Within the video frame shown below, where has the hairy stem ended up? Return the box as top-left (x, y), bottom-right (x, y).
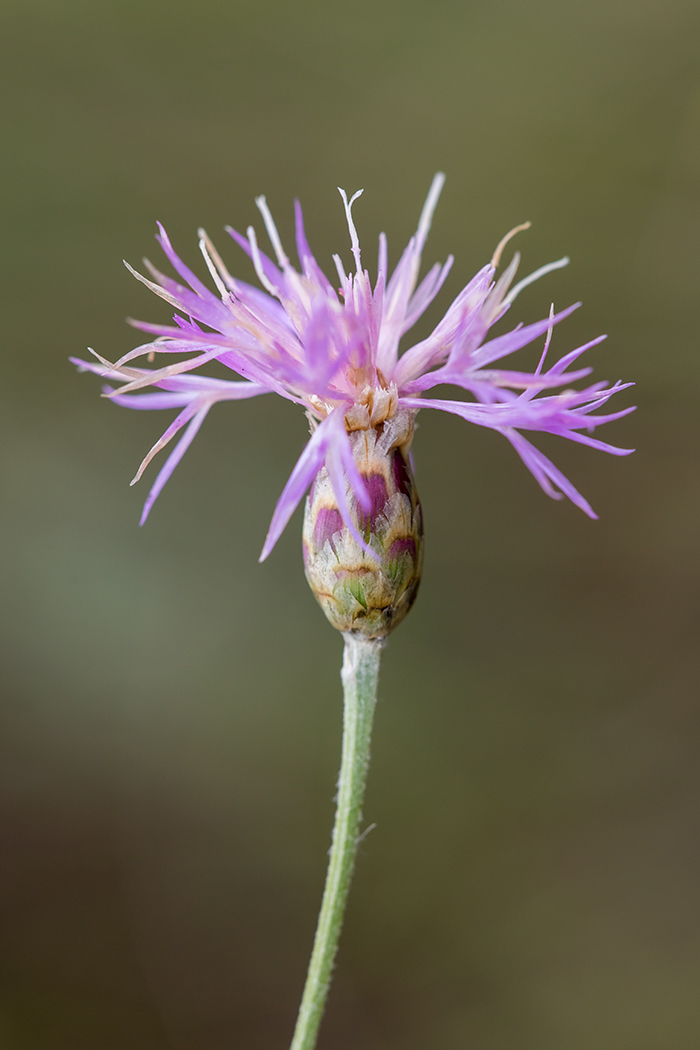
top-left (289, 633), bottom-right (383, 1050)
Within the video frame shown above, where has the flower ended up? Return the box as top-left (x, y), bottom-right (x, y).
top-left (73, 175), bottom-right (633, 632)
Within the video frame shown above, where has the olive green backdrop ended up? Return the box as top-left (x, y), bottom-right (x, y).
top-left (1, 1), bottom-right (699, 1047)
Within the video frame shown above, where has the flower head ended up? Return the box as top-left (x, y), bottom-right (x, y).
top-left (74, 175), bottom-right (634, 634)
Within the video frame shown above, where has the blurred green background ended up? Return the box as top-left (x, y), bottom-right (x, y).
top-left (1, 0), bottom-right (699, 1047)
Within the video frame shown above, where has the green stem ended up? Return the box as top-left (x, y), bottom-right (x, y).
top-left (289, 633), bottom-right (383, 1050)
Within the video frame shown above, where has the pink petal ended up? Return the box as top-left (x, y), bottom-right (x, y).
top-left (259, 409), bottom-right (341, 562)
top-left (139, 406), bottom-right (210, 524)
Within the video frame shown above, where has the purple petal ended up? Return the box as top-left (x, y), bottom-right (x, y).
top-left (127, 318), bottom-right (261, 353)
top-left (400, 393), bottom-right (634, 439)
top-left (139, 258), bottom-right (227, 326)
top-left (294, 200), bottom-right (336, 294)
top-left (109, 378), bottom-right (270, 405)
top-left (541, 336), bottom-right (607, 377)
top-left (400, 392), bottom-right (633, 518)
top-left (403, 255), bottom-right (454, 330)
top-left (505, 429), bottom-right (597, 518)
top-left (155, 223), bottom-right (216, 301)
top-left (125, 321), bottom-right (299, 393)
top-left (465, 304), bottom-right (581, 370)
top-left (325, 438), bottom-right (378, 560)
top-left (102, 347), bottom-right (230, 397)
top-left (391, 264), bottom-right (494, 387)
top-left (401, 363), bottom-right (593, 396)
top-left (139, 405), bottom-right (210, 524)
top-left (132, 400), bottom-right (204, 485)
top-left (229, 277), bottom-right (296, 330)
top-left (105, 388), bottom-right (194, 410)
top-left (259, 410), bottom-right (341, 562)
top-left (554, 428), bottom-right (635, 455)
top-left (334, 424), bottom-right (372, 514)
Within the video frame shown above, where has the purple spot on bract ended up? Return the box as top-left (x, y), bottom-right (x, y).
top-left (313, 507), bottom-right (344, 552)
top-left (388, 537), bottom-right (416, 561)
top-left (392, 451), bottom-right (413, 498)
top-left (358, 473), bottom-right (388, 529)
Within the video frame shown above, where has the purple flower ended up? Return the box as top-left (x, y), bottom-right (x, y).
top-left (73, 174), bottom-right (634, 562)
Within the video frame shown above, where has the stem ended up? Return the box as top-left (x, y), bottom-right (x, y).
top-left (289, 633), bottom-right (383, 1050)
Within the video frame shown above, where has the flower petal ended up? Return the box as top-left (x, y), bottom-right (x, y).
top-left (259, 410), bottom-right (342, 562)
top-left (504, 429), bottom-right (597, 517)
top-left (139, 405), bottom-right (211, 524)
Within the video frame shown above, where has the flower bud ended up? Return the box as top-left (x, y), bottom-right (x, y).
top-left (302, 409), bottom-right (424, 638)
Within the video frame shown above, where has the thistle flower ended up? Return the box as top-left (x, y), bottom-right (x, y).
top-left (73, 174), bottom-right (633, 637)
top-left (74, 180), bottom-right (636, 1050)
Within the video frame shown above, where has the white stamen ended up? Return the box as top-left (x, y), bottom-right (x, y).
top-left (491, 222), bottom-right (531, 268)
top-left (535, 303), bottom-right (556, 376)
top-left (501, 257), bottom-right (569, 308)
top-left (332, 252), bottom-right (348, 291)
top-left (124, 260), bottom-right (183, 311)
top-left (88, 348), bottom-right (156, 384)
top-left (130, 402), bottom-right (209, 485)
top-left (338, 187), bottom-right (364, 273)
top-left (246, 225), bottom-right (280, 298)
top-left (198, 232), bottom-right (229, 299)
top-left (131, 439), bottom-right (170, 484)
top-left (483, 251), bottom-right (521, 321)
top-left (255, 195), bottom-right (290, 269)
top-left (415, 172), bottom-right (446, 251)
top-left (113, 343), bottom-right (168, 370)
top-left (198, 228), bottom-right (236, 293)
top-left (101, 350), bottom-right (221, 397)
top-left (378, 232), bottom-right (388, 283)
top-left (88, 347), bottom-right (128, 377)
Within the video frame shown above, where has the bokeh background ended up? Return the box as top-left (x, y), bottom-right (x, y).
top-left (1, 1), bottom-right (699, 1047)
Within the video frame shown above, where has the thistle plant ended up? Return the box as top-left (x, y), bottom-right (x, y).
top-left (74, 174), bottom-right (633, 1049)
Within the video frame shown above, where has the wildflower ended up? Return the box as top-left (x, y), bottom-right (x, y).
top-left (73, 175), bottom-right (633, 636)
